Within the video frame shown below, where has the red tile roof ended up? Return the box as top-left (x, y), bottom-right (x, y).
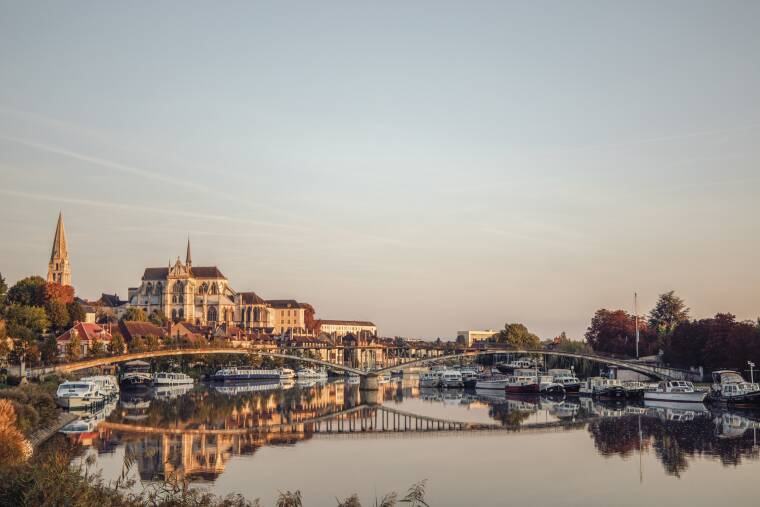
top-left (119, 321), bottom-right (167, 340)
top-left (56, 322), bottom-right (113, 343)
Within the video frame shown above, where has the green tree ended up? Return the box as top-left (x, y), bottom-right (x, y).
top-left (145, 335), bottom-right (161, 351)
top-left (89, 338), bottom-right (105, 357)
top-left (65, 335), bottom-right (82, 362)
top-left (45, 300), bottom-right (70, 334)
top-left (0, 271), bottom-right (7, 303)
top-left (648, 291), bottom-right (690, 336)
top-left (111, 333), bottom-right (126, 355)
top-left (67, 301), bottom-right (86, 324)
top-left (122, 307), bottom-right (147, 322)
top-left (148, 309), bottom-right (169, 327)
top-left (40, 335), bottom-right (59, 364)
top-left (6, 276), bottom-right (46, 307)
top-left (3, 304), bottom-right (49, 335)
top-left (494, 322), bottom-right (541, 349)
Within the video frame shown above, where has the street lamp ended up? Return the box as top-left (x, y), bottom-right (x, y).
top-left (749, 361), bottom-right (755, 384)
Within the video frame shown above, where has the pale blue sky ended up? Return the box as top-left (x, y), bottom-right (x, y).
top-left (0, 1), bottom-right (758, 339)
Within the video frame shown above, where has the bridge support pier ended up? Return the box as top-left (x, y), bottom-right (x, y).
top-left (360, 373), bottom-right (379, 391)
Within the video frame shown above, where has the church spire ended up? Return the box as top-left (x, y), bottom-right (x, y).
top-left (185, 236), bottom-right (192, 266)
top-left (47, 212), bottom-right (71, 286)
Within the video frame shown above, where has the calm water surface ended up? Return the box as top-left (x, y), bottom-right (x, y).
top-left (61, 378), bottom-right (759, 506)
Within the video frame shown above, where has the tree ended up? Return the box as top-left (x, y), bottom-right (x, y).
top-left (648, 291), bottom-right (689, 337)
top-left (41, 335), bottom-right (59, 364)
top-left (89, 338), bottom-right (105, 357)
top-left (67, 301), bottom-right (86, 324)
top-left (3, 304), bottom-right (49, 335)
top-left (65, 335), bottom-right (82, 361)
top-left (552, 332), bottom-right (593, 354)
top-left (585, 309), bottom-right (655, 357)
top-left (148, 310), bottom-right (168, 327)
top-left (45, 300), bottom-right (70, 334)
top-left (111, 333), bottom-right (126, 355)
top-left (493, 322), bottom-right (541, 349)
top-left (145, 335), bottom-right (161, 351)
top-left (43, 283), bottom-right (74, 305)
top-left (6, 276), bottom-right (46, 307)
top-left (0, 272), bottom-right (7, 304)
top-left (122, 307), bottom-right (147, 322)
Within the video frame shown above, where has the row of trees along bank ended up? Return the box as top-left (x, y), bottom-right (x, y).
top-left (585, 290), bottom-right (760, 372)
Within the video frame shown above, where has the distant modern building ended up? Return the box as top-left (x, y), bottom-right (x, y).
top-left (47, 212), bottom-right (71, 286)
top-left (316, 319), bottom-right (377, 338)
top-left (456, 330), bottom-right (498, 347)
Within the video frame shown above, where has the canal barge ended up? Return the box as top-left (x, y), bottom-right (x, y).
top-left (120, 360), bottom-right (153, 389)
top-left (210, 367), bottom-right (295, 382)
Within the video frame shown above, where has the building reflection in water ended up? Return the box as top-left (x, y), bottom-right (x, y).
top-left (63, 379), bottom-right (760, 484)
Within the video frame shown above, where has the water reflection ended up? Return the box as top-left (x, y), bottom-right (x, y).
top-left (60, 379), bottom-right (760, 493)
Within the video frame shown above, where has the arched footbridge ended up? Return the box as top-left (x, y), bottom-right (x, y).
top-left (31, 347), bottom-right (683, 380)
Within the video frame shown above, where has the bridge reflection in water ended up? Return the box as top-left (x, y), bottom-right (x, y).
top-left (66, 379), bottom-right (760, 486)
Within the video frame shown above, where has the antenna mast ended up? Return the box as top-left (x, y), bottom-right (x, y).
top-left (635, 292), bottom-right (640, 359)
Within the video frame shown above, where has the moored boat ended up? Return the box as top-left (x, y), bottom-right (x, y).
top-left (643, 380), bottom-right (707, 403)
top-left (579, 377), bottom-right (627, 399)
top-left (622, 381), bottom-right (648, 399)
top-left (538, 375), bottom-right (565, 395)
top-left (210, 367), bottom-right (296, 382)
top-left (506, 374), bottom-right (540, 394)
top-left (550, 369), bottom-right (581, 393)
top-left (711, 370), bottom-right (760, 406)
top-left (420, 371), bottom-right (441, 388)
top-left (152, 371), bottom-right (194, 386)
top-left (296, 367), bottom-right (328, 379)
top-left (120, 360), bottom-right (152, 388)
top-left (56, 380), bottom-right (106, 409)
top-left (80, 375), bottom-right (120, 398)
top-left (440, 370), bottom-right (464, 388)
top-left (475, 375), bottom-right (509, 390)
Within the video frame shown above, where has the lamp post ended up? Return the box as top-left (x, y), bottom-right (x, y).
top-left (749, 361), bottom-right (755, 384)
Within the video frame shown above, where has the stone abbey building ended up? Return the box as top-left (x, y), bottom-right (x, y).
top-left (128, 241), bottom-right (319, 335)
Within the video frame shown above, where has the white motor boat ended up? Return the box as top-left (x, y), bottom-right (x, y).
top-left (440, 370), bottom-right (464, 388)
top-left (711, 370), bottom-right (760, 406)
top-left (643, 380), bottom-right (707, 403)
top-left (420, 371), bottom-right (441, 388)
top-left (56, 381), bottom-right (106, 409)
top-left (475, 375), bottom-right (509, 390)
top-left (152, 372), bottom-right (194, 386)
top-left (538, 375), bottom-right (565, 395)
top-left (279, 368), bottom-right (296, 380)
top-left (80, 375), bottom-right (120, 398)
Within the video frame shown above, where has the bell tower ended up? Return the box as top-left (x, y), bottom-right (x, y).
top-left (47, 212), bottom-right (71, 286)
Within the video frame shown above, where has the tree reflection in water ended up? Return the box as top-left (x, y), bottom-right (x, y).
top-left (587, 410), bottom-right (760, 477)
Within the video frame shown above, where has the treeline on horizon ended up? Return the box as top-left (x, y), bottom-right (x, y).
top-left (584, 291), bottom-right (760, 372)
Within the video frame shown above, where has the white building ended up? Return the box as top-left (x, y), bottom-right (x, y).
top-left (456, 330), bottom-right (498, 347)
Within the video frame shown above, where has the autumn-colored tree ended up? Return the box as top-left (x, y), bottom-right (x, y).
top-left (585, 309), bottom-right (655, 357)
top-left (43, 282), bottom-right (74, 305)
top-left (122, 307), bottom-right (147, 322)
top-left (145, 335), bottom-right (161, 351)
top-left (0, 272), bottom-right (7, 304)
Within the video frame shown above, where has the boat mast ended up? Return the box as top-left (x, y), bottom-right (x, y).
top-left (634, 292), bottom-right (640, 359)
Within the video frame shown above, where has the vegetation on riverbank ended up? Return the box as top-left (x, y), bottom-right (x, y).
top-left (0, 435), bottom-right (429, 507)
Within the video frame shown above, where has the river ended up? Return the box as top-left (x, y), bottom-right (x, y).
top-left (57, 378), bottom-right (759, 506)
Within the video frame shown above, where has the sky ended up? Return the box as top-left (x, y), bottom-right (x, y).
top-left (0, 1), bottom-right (759, 340)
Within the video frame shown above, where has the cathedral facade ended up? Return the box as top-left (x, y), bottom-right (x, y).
top-left (128, 241), bottom-right (309, 334)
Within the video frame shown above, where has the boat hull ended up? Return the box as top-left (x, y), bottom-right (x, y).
top-left (475, 380), bottom-right (508, 390)
top-left (643, 391), bottom-right (707, 403)
top-left (56, 395), bottom-right (105, 409)
top-left (506, 383), bottom-right (539, 394)
top-left (714, 390), bottom-right (760, 406)
top-left (441, 380), bottom-right (464, 388)
top-left (597, 387), bottom-right (627, 399)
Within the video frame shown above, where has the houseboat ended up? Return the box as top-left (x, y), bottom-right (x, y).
top-left (296, 368), bottom-right (328, 379)
top-left (210, 367), bottom-right (295, 382)
top-left (55, 380), bottom-right (106, 409)
top-left (711, 370), bottom-right (760, 406)
top-left (538, 375), bottom-right (565, 395)
top-left (152, 372), bottom-right (194, 386)
top-left (496, 358), bottom-right (536, 374)
top-left (120, 360), bottom-right (152, 388)
top-left (643, 380), bottom-right (707, 403)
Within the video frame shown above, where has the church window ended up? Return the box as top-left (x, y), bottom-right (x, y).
top-left (208, 307), bottom-right (217, 322)
top-left (210, 284), bottom-right (218, 295)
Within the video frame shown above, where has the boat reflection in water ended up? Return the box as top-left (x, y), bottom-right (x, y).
top-left (63, 376), bottom-right (760, 499)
